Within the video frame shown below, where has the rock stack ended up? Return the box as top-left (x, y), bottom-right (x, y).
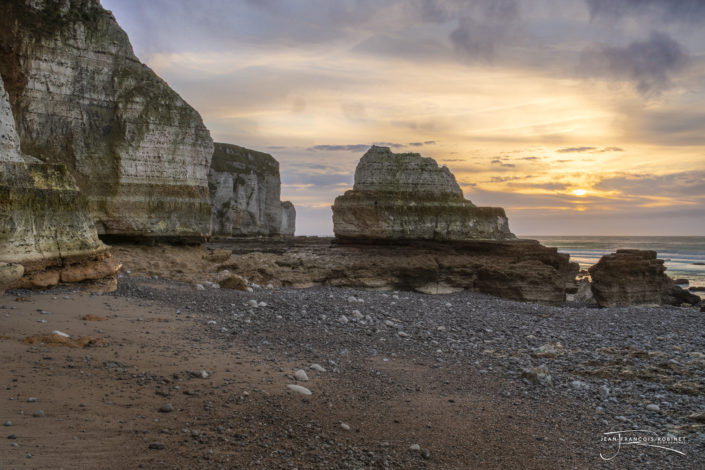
top-left (209, 143), bottom-right (295, 237)
top-left (589, 250), bottom-right (701, 307)
top-left (332, 146), bottom-right (514, 241)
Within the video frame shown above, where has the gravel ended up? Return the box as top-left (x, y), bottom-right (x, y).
top-left (106, 276), bottom-right (705, 469)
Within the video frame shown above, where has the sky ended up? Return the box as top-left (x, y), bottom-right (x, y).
top-left (102, 0), bottom-right (705, 236)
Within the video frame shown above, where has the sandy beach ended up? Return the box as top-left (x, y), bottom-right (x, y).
top-left (2, 253), bottom-right (703, 469)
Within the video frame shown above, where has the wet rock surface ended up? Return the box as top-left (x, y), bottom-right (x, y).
top-left (211, 237), bottom-right (578, 305)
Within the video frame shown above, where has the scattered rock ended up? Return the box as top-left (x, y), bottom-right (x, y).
top-left (218, 275), bottom-right (248, 291)
top-left (32, 410), bottom-right (45, 418)
top-left (294, 369), bottom-right (309, 381)
top-left (286, 384), bottom-right (312, 396)
top-left (409, 443), bottom-right (421, 451)
top-left (340, 422), bottom-right (351, 431)
top-left (148, 442), bottom-right (166, 450)
top-left (521, 366), bottom-right (553, 386)
top-left (646, 404), bottom-right (660, 412)
top-left (310, 364), bottom-right (326, 372)
top-left (159, 403), bottom-right (175, 413)
top-left (247, 299), bottom-right (259, 308)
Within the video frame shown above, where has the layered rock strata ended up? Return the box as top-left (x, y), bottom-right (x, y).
top-left (0, 0), bottom-right (213, 240)
top-left (209, 143), bottom-right (295, 237)
top-left (0, 73), bottom-right (117, 292)
top-left (589, 250), bottom-right (700, 307)
top-left (332, 146), bottom-right (514, 241)
top-left (215, 238), bottom-right (579, 305)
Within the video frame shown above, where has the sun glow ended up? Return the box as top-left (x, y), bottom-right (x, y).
top-left (572, 189), bottom-right (588, 196)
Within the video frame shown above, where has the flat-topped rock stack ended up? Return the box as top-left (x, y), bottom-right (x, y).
top-left (332, 146), bottom-right (515, 241)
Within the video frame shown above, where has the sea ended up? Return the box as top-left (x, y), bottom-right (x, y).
top-left (530, 236), bottom-right (705, 289)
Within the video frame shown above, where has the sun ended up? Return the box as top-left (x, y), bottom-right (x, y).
top-left (572, 189), bottom-right (588, 196)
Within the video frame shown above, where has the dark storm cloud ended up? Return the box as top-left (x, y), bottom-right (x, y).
top-left (449, 0), bottom-right (521, 61)
top-left (586, 0), bottom-right (705, 23)
top-left (579, 32), bottom-right (690, 95)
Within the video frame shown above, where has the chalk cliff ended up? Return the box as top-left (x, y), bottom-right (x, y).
top-left (209, 143), bottom-right (295, 237)
top-left (332, 146), bottom-right (514, 241)
top-left (0, 0), bottom-right (213, 240)
top-left (1, 72), bottom-right (115, 293)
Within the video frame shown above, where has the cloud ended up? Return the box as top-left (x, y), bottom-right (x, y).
top-left (557, 146), bottom-right (596, 153)
top-left (491, 159), bottom-right (516, 168)
top-left (449, 0), bottom-right (522, 62)
top-left (308, 144), bottom-right (370, 152)
top-left (594, 146), bottom-right (624, 153)
top-left (586, 0), bottom-right (705, 23)
top-left (594, 171), bottom-right (705, 198)
top-left (579, 32), bottom-right (690, 95)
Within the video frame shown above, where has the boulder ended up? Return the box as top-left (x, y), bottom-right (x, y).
top-left (332, 146), bottom-right (515, 241)
top-left (209, 143), bottom-right (295, 237)
top-left (0, 0), bottom-right (213, 240)
top-left (588, 249), bottom-right (689, 307)
top-left (0, 262), bottom-right (23, 294)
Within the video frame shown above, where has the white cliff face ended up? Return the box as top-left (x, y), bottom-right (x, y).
top-left (0, 72), bottom-right (106, 272)
top-left (332, 146), bottom-right (515, 241)
top-left (209, 143), bottom-right (295, 237)
top-left (0, 0), bottom-right (213, 239)
top-left (0, 77), bottom-right (23, 163)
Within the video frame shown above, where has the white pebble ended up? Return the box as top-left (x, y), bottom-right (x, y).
top-left (52, 330), bottom-right (70, 338)
top-left (195, 284), bottom-right (205, 291)
top-left (398, 331), bottom-right (409, 338)
top-left (340, 422), bottom-right (351, 431)
top-left (287, 384), bottom-right (312, 396)
top-left (258, 301), bottom-right (267, 307)
top-left (646, 404), bottom-right (660, 412)
top-left (247, 300), bottom-right (259, 308)
top-left (351, 310), bottom-right (363, 320)
top-left (310, 364), bottom-right (326, 372)
top-left (338, 315), bottom-right (349, 324)
top-left (409, 443), bottom-right (421, 451)
top-left (294, 369), bottom-right (309, 381)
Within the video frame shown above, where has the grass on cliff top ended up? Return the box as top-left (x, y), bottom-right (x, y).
top-left (211, 143), bottom-right (279, 175)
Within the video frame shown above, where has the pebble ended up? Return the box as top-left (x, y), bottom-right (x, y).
top-left (340, 422), bottom-right (351, 431)
top-left (33, 410), bottom-right (45, 418)
top-left (646, 404), bottom-right (660, 412)
top-left (159, 403), bottom-right (175, 413)
top-left (421, 448), bottom-right (431, 459)
top-left (148, 441), bottom-right (166, 450)
top-left (310, 363), bottom-right (326, 372)
top-left (294, 369), bottom-right (309, 381)
top-left (351, 310), bottom-right (363, 320)
top-left (8, 434), bottom-right (17, 439)
top-left (286, 384), bottom-right (312, 396)
top-left (52, 330), bottom-right (70, 338)
top-left (258, 301), bottom-right (267, 307)
top-left (398, 331), bottom-right (409, 338)
top-left (4, 421), bottom-right (12, 427)
top-left (338, 315), bottom-right (349, 324)
top-left (247, 300), bottom-right (259, 308)
top-left (199, 370), bottom-right (209, 379)
top-left (27, 397), bottom-right (37, 402)
top-left (195, 284), bottom-right (205, 291)
top-left (409, 443), bottom-right (421, 451)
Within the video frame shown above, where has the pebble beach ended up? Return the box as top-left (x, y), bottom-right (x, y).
top-left (2, 271), bottom-right (703, 469)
